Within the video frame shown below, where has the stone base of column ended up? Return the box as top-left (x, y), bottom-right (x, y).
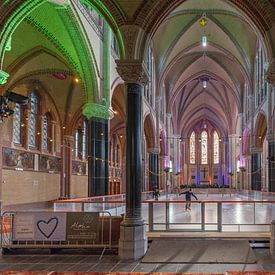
top-left (270, 238), bottom-right (275, 256)
top-left (119, 223), bottom-right (148, 260)
top-left (271, 221), bottom-right (275, 256)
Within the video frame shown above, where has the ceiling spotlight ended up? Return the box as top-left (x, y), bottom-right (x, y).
top-left (74, 77), bottom-right (80, 83)
top-left (200, 77), bottom-right (209, 89)
top-left (201, 35), bottom-right (207, 47)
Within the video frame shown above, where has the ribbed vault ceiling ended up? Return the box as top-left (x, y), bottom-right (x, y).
top-left (153, 0), bottom-right (260, 137)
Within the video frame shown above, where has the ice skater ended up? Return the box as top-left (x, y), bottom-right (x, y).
top-left (179, 188), bottom-right (198, 210)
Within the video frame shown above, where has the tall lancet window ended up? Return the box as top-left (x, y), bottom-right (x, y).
top-left (82, 120), bottom-right (87, 160)
top-left (190, 131), bottom-right (196, 164)
top-left (13, 103), bottom-right (23, 144)
top-left (43, 115), bottom-right (49, 151)
top-left (213, 131), bottom-right (219, 164)
top-left (201, 131), bottom-right (208, 164)
top-left (29, 91), bottom-right (39, 148)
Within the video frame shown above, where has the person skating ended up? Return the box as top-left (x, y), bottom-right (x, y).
top-left (179, 188), bottom-right (198, 210)
top-left (152, 187), bottom-right (160, 200)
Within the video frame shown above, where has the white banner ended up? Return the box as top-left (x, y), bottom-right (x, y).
top-left (13, 212), bottom-right (66, 241)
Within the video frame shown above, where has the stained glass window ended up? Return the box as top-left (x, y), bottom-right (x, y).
top-left (13, 103), bottom-right (22, 144)
top-left (190, 131), bottom-right (196, 164)
top-left (213, 131), bottom-right (219, 164)
top-left (75, 130), bottom-right (79, 159)
top-left (29, 92), bottom-right (39, 147)
top-left (43, 115), bottom-right (49, 151)
top-left (201, 131), bottom-right (208, 164)
top-left (82, 120), bottom-right (87, 160)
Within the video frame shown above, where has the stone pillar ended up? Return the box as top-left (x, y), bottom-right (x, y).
top-left (87, 117), bottom-right (109, 196)
top-left (172, 134), bottom-right (181, 189)
top-left (268, 139), bottom-right (275, 192)
top-left (182, 140), bottom-right (188, 185)
top-left (266, 60), bottom-right (275, 191)
top-left (148, 148), bottom-right (159, 190)
top-left (270, 220), bottom-right (275, 256)
top-left (61, 135), bottom-right (74, 198)
top-left (228, 134), bottom-right (237, 188)
top-left (83, 103), bottom-right (112, 197)
top-left (0, 123), bottom-right (3, 204)
top-left (166, 114), bottom-right (172, 160)
top-left (251, 148), bottom-right (262, 190)
top-left (116, 59), bottom-right (148, 260)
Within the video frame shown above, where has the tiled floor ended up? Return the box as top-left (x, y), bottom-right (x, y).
top-left (0, 248), bottom-right (274, 273)
top-left (1, 191), bottom-right (275, 273)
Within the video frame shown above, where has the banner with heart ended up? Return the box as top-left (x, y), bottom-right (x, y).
top-left (13, 212), bottom-right (66, 241)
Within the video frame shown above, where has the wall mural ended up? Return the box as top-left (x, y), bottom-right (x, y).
top-left (72, 160), bottom-right (87, 175)
top-left (39, 155), bottom-right (61, 172)
top-left (3, 148), bottom-right (34, 170)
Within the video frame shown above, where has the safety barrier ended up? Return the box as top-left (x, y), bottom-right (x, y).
top-left (0, 210), bottom-right (122, 255)
top-left (145, 200), bottom-right (275, 233)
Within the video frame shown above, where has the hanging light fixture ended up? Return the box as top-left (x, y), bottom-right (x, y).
top-left (201, 35), bottom-right (207, 47)
top-left (199, 14), bottom-right (208, 48)
top-left (200, 76), bottom-right (209, 89)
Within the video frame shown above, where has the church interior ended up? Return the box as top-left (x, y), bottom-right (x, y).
top-left (0, 0), bottom-right (275, 273)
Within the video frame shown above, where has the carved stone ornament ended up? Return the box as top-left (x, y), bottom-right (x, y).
top-left (266, 58), bottom-right (275, 86)
top-left (119, 25), bottom-right (140, 60)
top-left (116, 59), bottom-right (149, 85)
top-left (82, 102), bottom-right (112, 120)
top-left (0, 70), bottom-right (10, 85)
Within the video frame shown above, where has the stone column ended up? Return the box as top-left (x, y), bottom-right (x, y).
top-left (83, 103), bottom-right (112, 197)
top-left (228, 134), bottom-right (237, 188)
top-left (251, 148), bottom-right (262, 190)
top-left (87, 117), bottom-right (109, 196)
top-left (116, 59), bottom-right (148, 260)
top-left (266, 64), bottom-right (275, 192)
top-left (172, 134), bottom-right (181, 189)
top-left (182, 140), bottom-right (188, 185)
top-left (61, 135), bottom-right (74, 198)
top-left (148, 148), bottom-right (160, 190)
top-left (0, 123), bottom-right (3, 204)
top-left (268, 138), bottom-right (275, 192)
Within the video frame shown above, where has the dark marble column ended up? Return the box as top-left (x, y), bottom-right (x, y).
top-left (268, 140), bottom-right (275, 192)
top-left (148, 150), bottom-right (159, 190)
top-left (88, 117), bottom-right (109, 196)
top-left (251, 151), bottom-right (261, 190)
top-left (116, 59), bottom-right (148, 259)
top-left (124, 82), bottom-right (143, 224)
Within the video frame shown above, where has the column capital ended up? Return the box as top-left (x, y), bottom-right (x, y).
top-left (267, 128), bottom-right (275, 142)
top-left (250, 146), bottom-right (262, 154)
top-left (173, 134), bottom-right (181, 139)
top-left (266, 58), bottom-right (275, 86)
top-left (115, 59), bottom-right (149, 85)
top-left (63, 135), bottom-right (74, 147)
top-left (0, 70), bottom-right (9, 85)
top-left (148, 148), bottom-right (160, 154)
top-left (83, 103), bottom-right (113, 120)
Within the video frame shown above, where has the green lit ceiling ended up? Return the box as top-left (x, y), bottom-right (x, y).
top-left (3, 1), bottom-right (98, 103)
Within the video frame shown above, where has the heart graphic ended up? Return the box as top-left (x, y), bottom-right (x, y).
top-left (37, 217), bottom-right (58, 239)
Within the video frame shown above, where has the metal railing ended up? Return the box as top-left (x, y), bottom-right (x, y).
top-left (0, 210), bottom-right (117, 253)
top-left (145, 200), bottom-right (275, 233)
